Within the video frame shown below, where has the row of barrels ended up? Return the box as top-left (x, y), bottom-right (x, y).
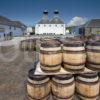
top-left (40, 39), bottom-right (100, 72)
top-left (27, 69), bottom-right (100, 100)
top-left (20, 39), bottom-right (36, 51)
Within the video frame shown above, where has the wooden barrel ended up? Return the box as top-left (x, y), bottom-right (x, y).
top-left (63, 40), bottom-right (86, 72)
top-left (76, 72), bottom-right (99, 100)
top-left (52, 74), bottom-right (75, 100)
top-left (27, 69), bottom-right (51, 100)
top-left (27, 39), bottom-right (35, 51)
top-left (20, 40), bottom-right (28, 51)
top-left (40, 39), bottom-right (62, 72)
top-left (86, 40), bottom-right (100, 70)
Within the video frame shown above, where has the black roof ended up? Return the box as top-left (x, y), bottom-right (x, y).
top-left (0, 16), bottom-right (26, 28)
top-left (84, 19), bottom-right (100, 28)
top-left (38, 19), bottom-right (50, 24)
top-left (50, 17), bottom-right (64, 24)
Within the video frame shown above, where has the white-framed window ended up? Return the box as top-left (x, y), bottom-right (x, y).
top-left (9, 26), bottom-right (11, 29)
top-left (14, 26), bottom-right (16, 30)
top-left (44, 24), bottom-right (46, 27)
top-left (61, 25), bottom-right (63, 27)
top-left (55, 24), bottom-right (57, 27)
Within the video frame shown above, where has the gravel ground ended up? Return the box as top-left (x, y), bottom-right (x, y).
top-left (0, 46), bottom-right (34, 100)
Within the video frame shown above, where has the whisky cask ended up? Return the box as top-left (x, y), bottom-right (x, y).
top-left (63, 40), bottom-right (86, 72)
top-left (27, 39), bottom-right (35, 51)
top-left (40, 39), bottom-right (62, 72)
top-left (52, 74), bottom-right (75, 100)
top-left (20, 40), bottom-right (28, 51)
top-left (86, 40), bottom-right (100, 70)
top-left (27, 69), bottom-right (51, 100)
top-left (76, 72), bottom-right (99, 100)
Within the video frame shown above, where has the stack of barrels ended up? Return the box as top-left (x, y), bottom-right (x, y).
top-left (20, 39), bottom-right (36, 51)
top-left (39, 39), bottom-right (86, 73)
top-left (27, 68), bottom-right (100, 100)
top-left (39, 37), bottom-right (100, 72)
top-left (26, 36), bottom-right (100, 100)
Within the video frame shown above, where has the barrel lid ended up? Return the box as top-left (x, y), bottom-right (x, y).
top-left (64, 42), bottom-right (84, 47)
top-left (63, 40), bottom-right (84, 47)
top-left (27, 39), bottom-right (34, 42)
top-left (28, 69), bottom-right (48, 80)
top-left (78, 72), bottom-right (98, 78)
top-left (53, 74), bottom-right (73, 80)
top-left (21, 40), bottom-right (27, 42)
top-left (86, 40), bottom-right (100, 46)
top-left (41, 39), bottom-right (61, 48)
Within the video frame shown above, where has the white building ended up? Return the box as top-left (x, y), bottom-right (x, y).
top-left (35, 10), bottom-right (65, 35)
top-left (0, 16), bottom-right (27, 38)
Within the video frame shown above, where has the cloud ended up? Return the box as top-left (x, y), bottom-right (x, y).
top-left (67, 16), bottom-right (87, 27)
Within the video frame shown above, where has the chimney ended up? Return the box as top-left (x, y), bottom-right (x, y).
top-left (43, 10), bottom-right (49, 20)
top-left (54, 10), bottom-right (59, 18)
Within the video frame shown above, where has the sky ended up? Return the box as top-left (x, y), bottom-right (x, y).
top-left (0, 0), bottom-right (100, 26)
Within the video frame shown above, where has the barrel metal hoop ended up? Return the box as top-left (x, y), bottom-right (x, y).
top-left (27, 92), bottom-right (50, 100)
top-left (41, 44), bottom-right (61, 48)
top-left (27, 80), bottom-right (50, 86)
top-left (41, 67), bottom-right (60, 73)
top-left (41, 63), bottom-right (61, 67)
top-left (63, 50), bottom-right (85, 53)
top-left (63, 62), bottom-right (85, 66)
top-left (76, 92), bottom-right (99, 99)
top-left (52, 79), bottom-right (74, 86)
top-left (86, 66), bottom-right (100, 71)
top-left (78, 73), bottom-right (98, 78)
top-left (52, 93), bottom-right (73, 99)
top-left (63, 66), bottom-right (84, 72)
top-left (53, 75), bottom-right (73, 80)
top-left (28, 76), bottom-right (48, 81)
top-left (86, 49), bottom-right (100, 53)
top-left (86, 42), bottom-right (100, 46)
top-left (40, 50), bottom-right (62, 54)
top-left (76, 79), bottom-right (99, 85)
top-left (87, 61), bottom-right (100, 65)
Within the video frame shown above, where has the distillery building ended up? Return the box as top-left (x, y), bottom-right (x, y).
top-left (35, 10), bottom-right (65, 35)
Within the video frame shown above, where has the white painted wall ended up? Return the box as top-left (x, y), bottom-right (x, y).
top-left (0, 24), bottom-right (26, 37)
top-left (35, 24), bottom-right (65, 35)
top-left (27, 27), bottom-right (33, 33)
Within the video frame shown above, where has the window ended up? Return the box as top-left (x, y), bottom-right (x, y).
top-left (49, 25), bottom-right (51, 27)
top-left (44, 24), bottom-right (46, 27)
top-left (14, 26), bottom-right (16, 30)
top-left (9, 26), bottom-right (11, 29)
top-left (55, 25), bottom-right (57, 27)
top-left (38, 25), bottom-right (40, 27)
top-left (61, 25), bottom-right (63, 27)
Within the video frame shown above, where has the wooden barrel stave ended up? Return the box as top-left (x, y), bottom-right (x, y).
top-left (52, 75), bottom-right (75, 100)
top-left (27, 39), bottom-right (35, 51)
top-left (63, 40), bottom-right (86, 71)
top-left (86, 40), bottom-right (100, 70)
top-left (27, 69), bottom-right (51, 100)
top-left (40, 39), bottom-right (62, 72)
top-left (20, 40), bottom-right (28, 51)
top-left (76, 73), bottom-right (99, 100)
